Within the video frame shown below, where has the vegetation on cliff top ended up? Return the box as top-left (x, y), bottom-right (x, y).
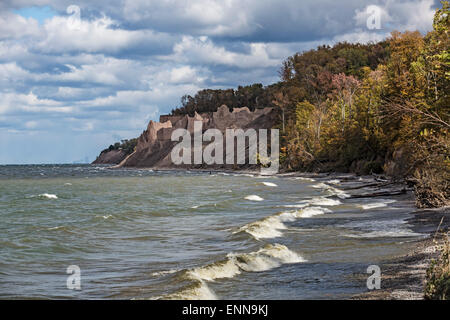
top-left (101, 138), bottom-right (138, 156)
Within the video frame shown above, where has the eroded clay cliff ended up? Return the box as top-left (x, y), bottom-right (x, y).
top-left (94, 105), bottom-right (277, 168)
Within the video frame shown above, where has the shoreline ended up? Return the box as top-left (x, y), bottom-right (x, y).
top-left (352, 207), bottom-right (450, 300)
top-left (106, 164), bottom-right (449, 299)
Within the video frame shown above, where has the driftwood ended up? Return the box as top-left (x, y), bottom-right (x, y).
top-left (347, 189), bottom-right (407, 199)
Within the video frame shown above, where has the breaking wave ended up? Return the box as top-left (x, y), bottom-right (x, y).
top-left (296, 196), bottom-right (342, 207)
top-left (157, 243), bottom-right (304, 300)
top-left (312, 183), bottom-right (350, 199)
top-left (187, 244), bottom-right (304, 281)
top-left (160, 280), bottom-right (218, 300)
top-left (236, 207), bottom-right (331, 240)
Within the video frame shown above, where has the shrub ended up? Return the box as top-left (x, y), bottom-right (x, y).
top-left (425, 232), bottom-right (450, 300)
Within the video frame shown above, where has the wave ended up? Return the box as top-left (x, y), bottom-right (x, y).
top-left (283, 204), bottom-right (309, 208)
top-left (188, 244), bottom-right (304, 281)
top-left (293, 177), bottom-right (316, 182)
top-left (245, 195), bottom-right (264, 201)
top-left (345, 230), bottom-right (423, 238)
top-left (158, 244), bottom-right (304, 300)
top-left (312, 183), bottom-right (350, 199)
top-left (151, 269), bottom-right (180, 277)
top-left (38, 193), bottom-right (58, 199)
top-left (262, 182), bottom-right (278, 187)
top-left (359, 199), bottom-right (397, 210)
top-left (237, 215), bottom-right (288, 239)
top-left (227, 243), bottom-right (305, 272)
top-left (188, 258), bottom-right (242, 281)
top-left (41, 225), bottom-right (74, 234)
top-left (340, 217), bottom-right (422, 239)
top-left (46, 226), bottom-right (65, 230)
top-left (236, 207), bottom-right (331, 240)
top-left (298, 206), bottom-right (332, 217)
top-left (160, 280), bottom-right (218, 300)
top-left (296, 196), bottom-right (342, 207)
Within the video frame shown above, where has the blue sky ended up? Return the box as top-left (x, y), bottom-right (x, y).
top-left (0, 0), bottom-right (439, 164)
top-left (13, 6), bottom-right (57, 24)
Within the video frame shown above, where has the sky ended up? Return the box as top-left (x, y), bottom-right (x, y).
top-left (0, 0), bottom-right (439, 164)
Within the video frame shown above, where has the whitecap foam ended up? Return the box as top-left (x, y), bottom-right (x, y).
top-left (154, 244), bottom-right (304, 300)
top-left (39, 193), bottom-right (58, 199)
top-left (340, 217), bottom-right (422, 239)
top-left (245, 195), bottom-right (264, 201)
top-left (237, 215), bottom-right (288, 240)
top-left (312, 183), bottom-right (350, 199)
top-left (359, 199), bottom-right (397, 210)
top-left (237, 207), bottom-right (330, 240)
top-left (187, 245), bottom-right (305, 279)
top-left (297, 206), bottom-right (331, 218)
top-left (296, 197), bottom-right (342, 207)
top-left (327, 179), bottom-right (341, 185)
top-left (47, 226), bottom-right (64, 230)
top-left (151, 269), bottom-right (180, 277)
top-left (262, 182), bottom-right (278, 187)
top-left (227, 243), bottom-right (305, 272)
top-left (293, 177), bottom-right (316, 182)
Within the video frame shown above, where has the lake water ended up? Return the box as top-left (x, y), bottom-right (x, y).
top-left (0, 165), bottom-right (424, 299)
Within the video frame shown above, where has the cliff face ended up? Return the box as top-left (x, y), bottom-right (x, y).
top-left (92, 149), bottom-right (128, 164)
top-left (107, 105), bottom-right (276, 168)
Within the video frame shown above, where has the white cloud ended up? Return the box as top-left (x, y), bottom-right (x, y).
top-left (0, 92), bottom-right (71, 115)
top-left (0, 11), bottom-right (42, 40)
top-left (37, 15), bottom-right (174, 54)
top-left (168, 36), bottom-right (280, 68)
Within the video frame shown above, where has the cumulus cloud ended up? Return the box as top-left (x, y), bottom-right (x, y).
top-left (167, 36), bottom-right (279, 68)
